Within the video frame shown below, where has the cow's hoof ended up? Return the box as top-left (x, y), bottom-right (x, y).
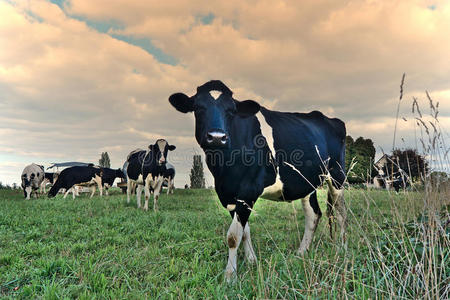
top-left (143, 207), bottom-right (148, 211)
top-left (225, 270), bottom-right (237, 283)
top-left (296, 247), bottom-right (307, 256)
top-left (246, 253), bottom-right (257, 264)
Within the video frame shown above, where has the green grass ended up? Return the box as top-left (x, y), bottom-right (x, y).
top-left (0, 187), bottom-right (448, 299)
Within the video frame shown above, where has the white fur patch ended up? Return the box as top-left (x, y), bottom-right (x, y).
top-left (255, 112), bottom-right (284, 200)
top-left (226, 204), bottom-right (236, 211)
top-left (209, 90), bottom-right (222, 100)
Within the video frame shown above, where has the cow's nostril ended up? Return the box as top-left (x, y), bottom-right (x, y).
top-left (207, 133), bottom-right (214, 143)
top-left (221, 135), bottom-right (227, 144)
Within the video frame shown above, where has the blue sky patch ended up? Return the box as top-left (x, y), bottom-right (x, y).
top-left (111, 34), bottom-right (178, 66)
top-left (198, 13), bottom-right (215, 25)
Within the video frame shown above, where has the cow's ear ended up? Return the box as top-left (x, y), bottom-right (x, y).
top-left (148, 144), bottom-right (155, 151)
top-left (169, 93), bottom-right (194, 113)
top-left (236, 100), bottom-right (260, 117)
top-left (168, 145), bottom-right (176, 151)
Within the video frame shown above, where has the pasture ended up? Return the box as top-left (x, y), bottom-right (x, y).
top-left (0, 187), bottom-right (448, 299)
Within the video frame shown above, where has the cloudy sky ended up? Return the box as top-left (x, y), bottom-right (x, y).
top-left (1, 0), bottom-right (449, 186)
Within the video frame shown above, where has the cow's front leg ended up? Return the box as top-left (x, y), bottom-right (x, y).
top-left (63, 187), bottom-right (71, 199)
top-left (143, 184), bottom-right (151, 211)
top-left (152, 176), bottom-right (164, 211)
top-left (126, 177), bottom-right (131, 203)
top-left (225, 213), bottom-right (244, 281)
top-left (243, 222), bottom-right (257, 263)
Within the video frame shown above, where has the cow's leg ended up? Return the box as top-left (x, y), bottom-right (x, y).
top-left (298, 190), bottom-right (322, 255)
top-left (126, 177), bottom-right (131, 203)
top-left (136, 184), bottom-right (143, 209)
top-left (63, 188), bottom-right (71, 199)
top-left (166, 177), bottom-right (170, 195)
top-left (242, 222), bottom-right (257, 263)
top-left (225, 213), bottom-right (244, 281)
top-left (90, 185), bottom-right (96, 198)
top-left (105, 184), bottom-right (109, 196)
top-left (93, 175), bottom-right (102, 197)
top-left (170, 178), bottom-right (174, 194)
top-left (143, 183), bottom-right (151, 211)
top-left (152, 176), bottom-right (164, 211)
top-left (325, 177), bottom-right (347, 246)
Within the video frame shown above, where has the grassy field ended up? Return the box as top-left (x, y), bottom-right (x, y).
top-left (0, 187), bottom-right (448, 299)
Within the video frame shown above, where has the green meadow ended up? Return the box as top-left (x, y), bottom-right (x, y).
top-left (0, 187), bottom-right (448, 299)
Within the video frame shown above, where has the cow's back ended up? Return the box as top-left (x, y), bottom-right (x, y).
top-left (260, 107), bottom-right (346, 200)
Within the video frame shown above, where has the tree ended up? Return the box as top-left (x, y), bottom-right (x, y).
top-left (99, 152), bottom-right (111, 168)
top-left (190, 154), bottom-right (205, 189)
top-left (386, 149), bottom-right (428, 181)
top-left (345, 135), bottom-right (376, 183)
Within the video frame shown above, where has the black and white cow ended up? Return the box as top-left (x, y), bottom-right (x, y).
top-left (48, 165), bottom-right (103, 198)
top-left (126, 139), bottom-right (176, 211)
top-left (90, 168), bottom-right (124, 196)
top-left (169, 80), bottom-right (347, 280)
top-left (162, 162), bottom-right (175, 195)
top-left (21, 163), bottom-right (45, 199)
top-left (40, 172), bottom-right (59, 194)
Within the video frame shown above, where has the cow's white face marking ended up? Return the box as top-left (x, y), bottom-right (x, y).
top-left (157, 140), bottom-right (167, 164)
top-left (209, 90), bottom-right (222, 100)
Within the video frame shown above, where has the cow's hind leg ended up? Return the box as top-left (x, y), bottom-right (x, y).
top-left (298, 190), bottom-right (322, 255)
top-left (225, 213), bottom-right (244, 281)
top-left (325, 177), bottom-right (346, 246)
top-left (136, 185), bottom-right (144, 209)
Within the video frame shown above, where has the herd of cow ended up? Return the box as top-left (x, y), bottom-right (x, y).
top-left (19, 80), bottom-right (348, 281)
top-left (20, 139), bottom-right (177, 210)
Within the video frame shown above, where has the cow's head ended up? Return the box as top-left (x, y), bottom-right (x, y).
top-left (169, 80), bottom-right (260, 149)
top-left (149, 139), bottom-right (176, 165)
top-left (21, 173), bottom-right (34, 199)
top-left (115, 168), bottom-right (125, 179)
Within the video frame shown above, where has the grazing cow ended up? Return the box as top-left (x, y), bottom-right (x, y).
top-left (126, 139), bottom-right (176, 211)
top-left (169, 80), bottom-right (347, 280)
top-left (21, 164), bottom-right (45, 199)
top-left (162, 162), bottom-right (176, 195)
top-left (89, 168), bottom-right (125, 196)
top-left (40, 172), bottom-right (59, 194)
top-left (48, 165), bottom-right (103, 198)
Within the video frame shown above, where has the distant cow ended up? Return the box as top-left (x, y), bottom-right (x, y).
top-left (21, 163), bottom-right (45, 199)
top-left (48, 165), bottom-right (103, 198)
top-left (126, 139), bottom-right (176, 211)
top-left (40, 172), bottom-right (59, 194)
top-left (162, 162), bottom-right (175, 195)
top-left (90, 168), bottom-right (125, 196)
top-left (169, 80), bottom-right (347, 280)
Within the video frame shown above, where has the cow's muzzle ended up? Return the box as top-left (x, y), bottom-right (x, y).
top-left (205, 130), bottom-right (228, 147)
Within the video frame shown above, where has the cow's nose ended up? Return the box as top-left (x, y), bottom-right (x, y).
top-left (206, 131), bottom-right (228, 145)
